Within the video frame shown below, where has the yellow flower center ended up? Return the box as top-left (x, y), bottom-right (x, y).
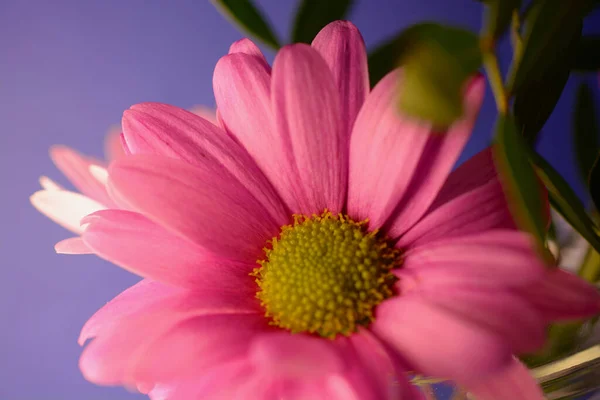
top-left (252, 211), bottom-right (401, 338)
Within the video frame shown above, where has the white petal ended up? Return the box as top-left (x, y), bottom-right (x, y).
top-left (30, 190), bottom-right (107, 234)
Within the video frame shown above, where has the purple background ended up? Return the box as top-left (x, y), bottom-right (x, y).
top-left (1, 1), bottom-right (599, 398)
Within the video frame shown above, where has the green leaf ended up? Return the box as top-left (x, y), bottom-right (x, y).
top-left (482, 0), bottom-right (521, 41)
top-left (589, 154), bottom-right (600, 213)
top-left (531, 152), bottom-right (600, 256)
top-left (493, 116), bottom-right (550, 261)
top-left (574, 83), bottom-right (600, 185)
top-left (507, 0), bottom-right (589, 95)
top-left (578, 238), bottom-right (600, 283)
top-left (291, 0), bottom-right (354, 44)
top-left (397, 23), bottom-right (482, 129)
top-left (212, 0), bottom-right (280, 49)
top-left (574, 36), bottom-right (600, 72)
top-left (513, 22), bottom-right (581, 144)
top-left (513, 69), bottom-right (570, 145)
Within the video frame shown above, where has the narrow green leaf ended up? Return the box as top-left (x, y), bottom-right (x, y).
top-left (291, 0), bottom-right (354, 44)
top-left (513, 22), bottom-right (581, 144)
top-left (532, 152), bottom-right (600, 255)
top-left (574, 83), bottom-right (600, 185)
top-left (367, 33), bottom-right (411, 87)
top-left (493, 116), bottom-right (549, 261)
top-left (589, 154), bottom-right (600, 213)
top-left (482, 0), bottom-right (521, 41)
top-left (507, 0), bottom-right (589, 95)
top-left (574, 36), bottom-right (600, 71)
top-left (212, 0), bottom-right (280, 49)
top-left (513, 68), bottom-right (570, 144)
top-left (578, 241), bottom-right (600, 283)
top-left (397, 23), bottom-right (482, 129)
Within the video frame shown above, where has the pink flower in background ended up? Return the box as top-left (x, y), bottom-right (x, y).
top-left (30, 110), bottom-right (216, 253)
top-left (31, 21), bottom-right (600, 400)
top-left (30, 129), bottom-right (124, 250)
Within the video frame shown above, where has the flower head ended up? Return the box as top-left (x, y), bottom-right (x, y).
top-left (32, 21), bottom-right (600, 400)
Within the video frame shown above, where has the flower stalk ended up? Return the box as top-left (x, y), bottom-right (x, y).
top-left (481, 39), bottom-right (508, 114)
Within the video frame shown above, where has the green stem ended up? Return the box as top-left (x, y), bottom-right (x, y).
top-left (507, 9), bottom-right (524, 95)
top-left (482, 46), bottom-right (509, 114)
top-left (578, 245), bottom-right (600, 283)
top-left (510, 10), bottom-right (523, 60)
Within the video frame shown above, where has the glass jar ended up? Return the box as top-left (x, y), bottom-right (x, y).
top-left (532, 344), bottom-right (600, 400)
top-left (412, 344), bottom-right (600, 399)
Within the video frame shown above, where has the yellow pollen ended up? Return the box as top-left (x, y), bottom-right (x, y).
top-left (251, 211), bottom-right (401, 338)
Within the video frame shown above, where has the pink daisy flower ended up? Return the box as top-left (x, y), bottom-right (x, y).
top-left (32, 21), bottom-right (600, 400)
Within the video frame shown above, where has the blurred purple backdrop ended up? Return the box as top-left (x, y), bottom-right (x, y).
top-left (1, 1), bottom-right (599, 399)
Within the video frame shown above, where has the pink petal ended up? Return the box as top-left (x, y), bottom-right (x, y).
top-left (188, 105), bottom-right (218, 126)
top-left (398, 148), bottom-right (516, 248)
top-left (430, 147), bottom-right (498, 204)
top-left (400, 230), bottom-right (546, 287)
top-left (331, 329), bottom-right (418, 400)
top-left (400, 180), bottom-right (512, 249)
top-left (249, 332), bottom-right (344, 380)
top-left (122, 102), bottom-right (288, 227)
top-left (136, 381), bottom-right (154, 395)
top-left (55, 237), bottom-right (93, 254)
top-left (130, 314), bottom-right (268, 384)
top-left (30, 190), bottom-right (106, 234)
top-left (39, 176), bottom-right (63, 191)
top-left (120, 133), bottom-right (132, 155)
top-left (107, 154), bottom-right (280, 262)
top-left (104, 127), bottom-right (127, 161)
top-left (81, 312), bottom-right (267, 387)
top-left (518, 268), bottom-right (600, 321)
top-left (79, 281), bottom-right (263, 385)
top-left (348, 70), bottom-right (427, 229)
top-left (322, 377), bottom-right (363, 400)
top-left (372, 296), bottom-right (511, 383)
top-left (88, 165), bottom-right (108, 186)
top-left (49, 145), bottom-right (114, 207)
top-left (274, 382), bottom-right (335, 400)
top-left (152, 333), bottom-right (420, 400)
top-left (419, 288), bottom-right (545, 354)
top-left (348, 71), bottom-right (485, 233)
top-left (467, 359), bottom-right (544, 400)
top-left (213, 52), bottom-right (296, 211)
top-left (228, 38), bottom-right (270, 71)
top-left (271, 44), bottom-right (346, 214)
top-left (273, 380), bottom-right (353, 400)
top-left (312, 21), bottom-right (369, 140)
top-left (215, 109), bottom-right (226, 130)
top-left (79, 279), bottom-right (179, 345)
top-left (149, 361), bottom-right (254, 400)
top-left (81, 209), bottom-right (256, 289)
